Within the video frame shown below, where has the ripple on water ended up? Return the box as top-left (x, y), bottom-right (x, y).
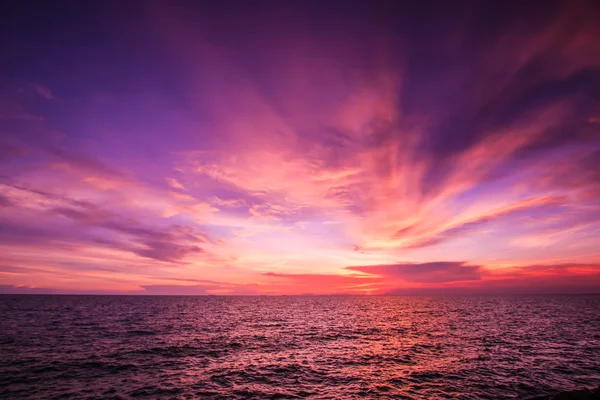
top-left (1, 295), bottom-right (600, 399)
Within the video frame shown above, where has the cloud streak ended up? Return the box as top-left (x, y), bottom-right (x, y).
top-left (346, 262), bottom-right (482, 283)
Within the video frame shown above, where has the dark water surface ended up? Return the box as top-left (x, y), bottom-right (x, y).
top-left (1, 295), bottom-right (599, 399)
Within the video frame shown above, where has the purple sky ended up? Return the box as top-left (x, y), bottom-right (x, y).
top-left (1, 0), bottom-right (600, 295)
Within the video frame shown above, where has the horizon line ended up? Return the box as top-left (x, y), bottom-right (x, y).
top-left (2, 293), bottom-right (600, 297)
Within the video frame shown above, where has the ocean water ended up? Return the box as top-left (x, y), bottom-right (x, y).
top-left (1, 295), bottom-right (599, 399)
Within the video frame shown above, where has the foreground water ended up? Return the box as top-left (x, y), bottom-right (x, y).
top-left (1, 295), bottom-right (599, 399)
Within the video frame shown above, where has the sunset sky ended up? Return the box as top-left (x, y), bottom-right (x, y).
top-left (1, 0), bottom-right (599, 295)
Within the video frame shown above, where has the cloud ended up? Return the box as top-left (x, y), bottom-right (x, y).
top-left (0, 219), bottom-right (82, 246)
top-left (0, 285), bottom-right (128, 295)
top-left (0, 184), bottom-right (209, 263)
top-left (43, 145), bottom-right (126, 179)
top-left (392, 196), bottom-right (565, 250)
top-left (1, 1), bottom-right (600, 294)
top-left (0, 285), bottom-right (60, 294)
top-left (167, 178), bottom-right (184, 189)
top-left (133, 241), bottom-right (202, 263)
top-left (488, 262), bottom-right (600, 279)
top-left (0, 140), bottom-right (27, 163)
top-left (0, 281), bottom-right (260, 295)
top-left (383, 263), bottom-right (600, 295)
top-left (32, 83), bottom-right (55, 100)
top-left (140, 283), bottom-right (260, 295)
top-left (261, 271), bottom-right (383, 294)
top-left (346, 262), bottom-right (482, 283)
top-left (51, 204), bottom-right (207, 262)
top-left (170, 8), bottom-right (599, 258)
top-left (0, 194), bottom-right (13, 207)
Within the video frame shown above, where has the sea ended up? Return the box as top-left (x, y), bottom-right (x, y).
top-left (1, 295), bottom-right (599, 399)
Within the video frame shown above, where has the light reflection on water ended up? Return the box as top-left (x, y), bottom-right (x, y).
top-left (1, 295), bottom-right (599, 399)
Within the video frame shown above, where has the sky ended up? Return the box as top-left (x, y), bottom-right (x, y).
top-left (1, 0), bottom-right (599, 295)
